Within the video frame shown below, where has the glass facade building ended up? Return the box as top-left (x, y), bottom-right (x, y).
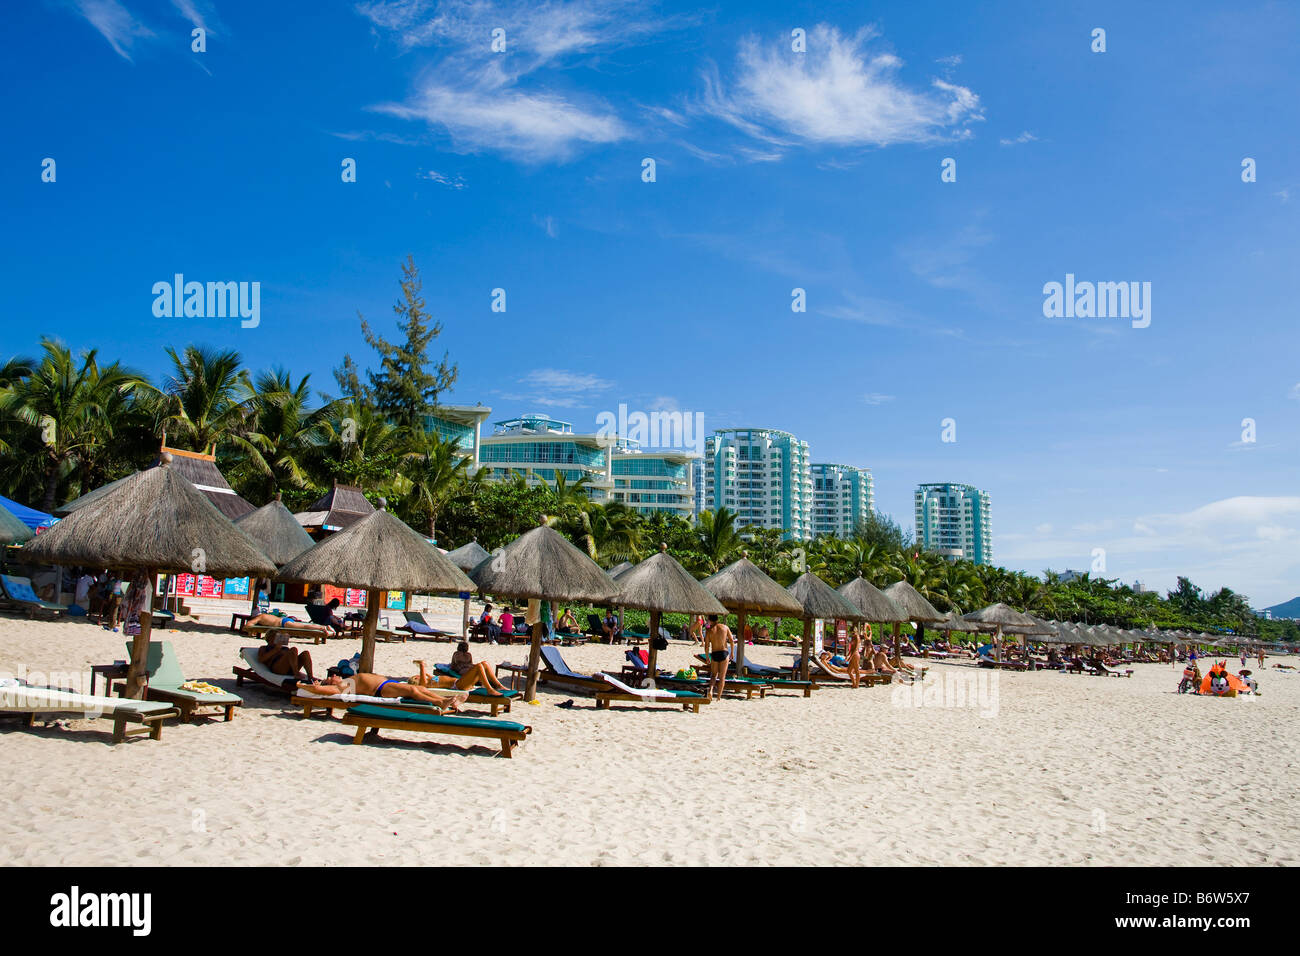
top-left (914, 482), bottom-right (992, 565)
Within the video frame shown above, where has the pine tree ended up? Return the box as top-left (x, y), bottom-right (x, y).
top-left (334, 256), bottom-right (457, 428)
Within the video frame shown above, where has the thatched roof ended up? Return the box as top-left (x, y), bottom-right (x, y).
top-left (607, 561), bottom-right (635, 579)
top-left (701, 557), bottom-right (804, 616)
top-left (837, 576), bottom-right (909, 622)
top-left (0, 505), bottom-right (33, 545)
top-left (962, 602), bottom-right (1047, 634)
top-left (788, 572), bottom-right (868, 621)
top-left (294, 482), bottom-right (374, 531)
top-left (469, 525), bottom-right (619, 603)
top-left (444, 540), bottom-right (491, 573)
top-left (156, 445), bottom-right (255, 519)
top-left (882, 580), bottom-right (946, 622)
top-left (277, 504), bottom-right (473, 594)
top-left (55, 473), bottom-right (136, 517)
top-left (615, 548), bottom-right (725, 615)
top-left (234, 497), bottom-right (316, 567)
top-left (20, 458), bottom-right (275, 577)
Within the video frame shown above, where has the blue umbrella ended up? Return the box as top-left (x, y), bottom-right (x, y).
top-left (0, 494), bottom-right (57, 531)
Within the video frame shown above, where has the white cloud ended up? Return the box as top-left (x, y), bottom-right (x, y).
top-left (1287, 382), bottom-right (1300, 400)
top-left (421, 169), bottom-right (466, 188)
top-left (999, 130), bottom-right (1037, 146)
top-left (862, 392), bottom-right (895, 405)
top-left (72, 0), bottom-right (155, 61)
top-left (534, 214), bottom-right (558, 238)
top-left (699, 24), bottom-right (983, 149)
top-left (497, 368), bottom-right (612, 408)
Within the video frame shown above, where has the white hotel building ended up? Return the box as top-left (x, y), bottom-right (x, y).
top-left (810, 463), bottom-right (874, 537)
top-left (704, 427), bottom-right (814, 540)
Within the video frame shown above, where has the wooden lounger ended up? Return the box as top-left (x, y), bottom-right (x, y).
top-left (242, 622), bottom-right (332, 645)
top-left (341, 704), bottom-right (531, 757)
top-left (133, 641), bottom-right (242, 722)
top-left (1, 685), bottom-right (178, 744)
top-left (232, 647), bottom-right (297, 694)
top-left (294, 682), bottom-right (514, 718)
top-left (693, 654), bottom-right (819, 696)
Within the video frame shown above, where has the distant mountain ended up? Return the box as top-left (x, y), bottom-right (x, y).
top-left (1263, 597), bottom-right (1300, 619)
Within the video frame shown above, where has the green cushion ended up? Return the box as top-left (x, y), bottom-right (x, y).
top-left (348, 704), bottom-right (526, 733)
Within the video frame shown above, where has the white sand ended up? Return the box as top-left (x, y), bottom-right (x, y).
top-left (1, 610), bottom-right (1296, 866)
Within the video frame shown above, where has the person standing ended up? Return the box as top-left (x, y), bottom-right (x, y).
top-left (703, 615), bottom-right (735, 700)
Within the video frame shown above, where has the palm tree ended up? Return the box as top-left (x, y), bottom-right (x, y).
top-left (158, 345), bottom-right (250, 452)
top-left (398, 432), bottom-right (480, 542)
top-left (228, 369), bottom-right (335, 501)
top-left (584, 501), bottom-right (644, 564)
top-left (2, 339), bottom-right (147, 510)
top-left (695, 507), bottom-right (743, 574)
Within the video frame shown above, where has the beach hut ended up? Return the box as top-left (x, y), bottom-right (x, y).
top-left (700, 556), bottom-right (803, 677)
top-left (471, 524), bottom-right (620, 701)
top-left (615, 544), bottom-right (725, 682)
top-left (20, 455), bottom-right (275, 698)
top-left (234, 495), bottom-right (316, 614)
top-left (277, 501), bottom-right (472, 674)
top-left (294, 481), bottom-right (375, 535)
top-left (444, 540), bottom-right (492, 638)
top-left (882, 581), bottom-right (946, 665)
top-left (788, 573), bottom-right (868, 681)
top-left (155, 445), bottom-right (255, 519)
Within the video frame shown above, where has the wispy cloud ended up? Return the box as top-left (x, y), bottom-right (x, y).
top-left (534, 214), bottom-right (558, 238)
top-left (697, 24), bottom-right (982, 153)
top-left (71, 0), bottom-right (155, 61)
top-left (358, 0), bottom-right (680, 161)
top-left (497, 368), bottom-right (612, 408)
top-left (999, 130), bottom-right (1037, 146)
top-left (863, 392), bottom-right (895, 405)
top-left (1287, 382), bottom-right (1300, 400)
top-left (420, 168), bottom-right (466, 188)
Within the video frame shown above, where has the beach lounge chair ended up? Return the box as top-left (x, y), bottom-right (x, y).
top-left (130, 641), bottom-right (242, 722)
top-left (397, 611), bottom-right (453, 640)
top-left (978, 655), bottom-right (1029, 671)
top-left (1091, 660), bottom-right (1133, 678)
top-left (533, 647), bottom-right (707, 711)
top-left (0, 681), bottom-right (177, 744)
top-left (806, 654), bottom-right (893, 686)
top-left (0, 574), bottom-right (68, 618)
top-left (243, 621), bottom-right (331, 645)
top-left (693, 651), bottom-right (819, 697)
top-left (340, 704), bottom-right (531, 757)
top-left (232, 647), bottom-right (299, 694)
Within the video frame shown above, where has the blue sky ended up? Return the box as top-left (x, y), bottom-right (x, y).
top-left (4, 0), bottom-right (1298, 606)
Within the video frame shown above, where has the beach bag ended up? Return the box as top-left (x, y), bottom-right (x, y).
top-left (674, 667), bottom-right (697, 680)
top-left (651, 635), bottom-right (668, 651)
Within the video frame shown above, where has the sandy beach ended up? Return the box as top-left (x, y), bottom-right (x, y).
top-left (2, 605), bottom-right (1296, 867)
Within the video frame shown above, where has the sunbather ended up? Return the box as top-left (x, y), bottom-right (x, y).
top-left (243, 611), bottom-right (331, 637)
top-left (871, 645), bottom-right (899, 675)
top-left (256, 631), bottom-right (315, 681)
top-left (410, 658), bottom-right (508, 696)
top-left (300, 671), bottom-right (465, 712)
top-left (846, 628), bottom-right (864, 688)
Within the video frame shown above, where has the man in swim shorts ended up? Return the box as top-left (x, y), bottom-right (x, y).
top-left (702, 614), bottom-right (735, 700)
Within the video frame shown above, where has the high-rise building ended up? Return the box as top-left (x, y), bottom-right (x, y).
top-left (610, 449), bottom-right (696, 518)
top-left (478, 414), bottom-right (613, 501)
top-left (422, 404), bottom-right (492, 468)
top-left (810, 463), bottom-right (874, 537)
top-left (914, 482), bottom-right (992, 565)
top-left (705, 427), bottom-right (812, 540)
top-left (689, 459), bottom-right (706, 518)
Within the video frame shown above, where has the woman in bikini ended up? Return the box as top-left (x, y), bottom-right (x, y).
top-left (299, 671), bottom-right (466, 712)
top-left (846, 626), bottom-right (863, 688)
top-left (409, 657), bottom-right (508, 696)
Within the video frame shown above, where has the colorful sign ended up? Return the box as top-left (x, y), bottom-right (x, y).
top-left (384, 590), bottom-right (406, 611)
top-left (224, 576), bottom-right (250, 597)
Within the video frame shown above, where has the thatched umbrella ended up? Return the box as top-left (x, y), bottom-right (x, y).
top-left (445, 540), bottom-right (492, 637)
top-left (962, 603), bottom-right (1046, 661)
top-left (837, 576), bottom-right (909, 655)
top-left (277, 501), bottom-right (473, 674)
top-left (882, 580), bottom-right (945, 665)
top-left (607, 561), bottom-right (635, 579)
top-left (21, 455), bottom-right (275, 698)
top-left (234, 494), bottom-right (316, 614)
top-left (471, 523), bottom-right (620, 701)
top-left (615, 544), bottom-right (725, 682)
top-left (788, 573), bottom-right (868, 680)
top-left (0, 505), bottom-right (33, 545)
top-left (700, 556), bottom-right (803, 676)
top-left (54, 473), bottom-right (136, 517)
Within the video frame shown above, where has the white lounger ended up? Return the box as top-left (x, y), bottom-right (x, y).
top-left (0, 683), bottom-right (177, 743)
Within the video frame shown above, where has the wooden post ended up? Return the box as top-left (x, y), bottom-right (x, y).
top-left (123, 569), bottom-right (156, 699)
top-left (800, 618), bottom-right (813, 681)
top-left (359, 588), bottom-right (380, 674)
top-left (524, 620), bottom-right (544, 702)
top-left (645, 609), bottom-right (662, 684)
top-left (735, 609), bottom-right (748, 677)
top-left (893, 621), bottom-right (902, 667)
top-left (461, 596), bottom-right (470, 639)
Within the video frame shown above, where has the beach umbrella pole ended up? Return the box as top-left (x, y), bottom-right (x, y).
top-left (800, 619), bottom-right (813, 681)
top-left (461, 596), bottom-right (470, 639)
top-left (736, 610), bottom-right (748, 677)
top-left (123, 568), bottom-right (156, 700)
top-left (645, 609), bottom-right (662, 685)
top-left (525, 621), bottom-right (544, 702)
top-left (893, 621), bottom-right (901, 667)
top-left (359, 588), bottom-right (379, 674)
